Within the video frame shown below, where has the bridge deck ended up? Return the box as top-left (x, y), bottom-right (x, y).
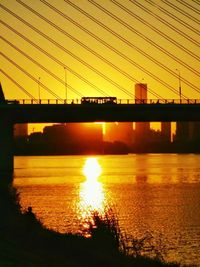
top-left (3, 98), bottom-right (200, 105)
top-left (0, 102), bottom-right (200, 123)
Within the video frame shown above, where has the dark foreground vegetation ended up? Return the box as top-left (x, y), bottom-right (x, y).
top-left (0, 176), bottom-right (182, 267)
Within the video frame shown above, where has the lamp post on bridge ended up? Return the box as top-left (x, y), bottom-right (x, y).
top-left (176, 69), bottom-right (182, 103)
top-left (64, 67), bottom-right (67, 103)
top-left (38, 77), bottom-right (41, 103)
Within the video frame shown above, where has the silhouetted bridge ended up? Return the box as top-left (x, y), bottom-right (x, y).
top-left (1, 96), bottom-right (200, 171)
top-left (1, 98), bottom-right (200, 123)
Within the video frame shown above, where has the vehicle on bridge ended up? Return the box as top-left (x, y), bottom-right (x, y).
top-left (0, 99), bottom-right (20, 105)
top-left (81, 96), bottom-right (117, 104)
top-left (5, 100), bottom-right (20, 104)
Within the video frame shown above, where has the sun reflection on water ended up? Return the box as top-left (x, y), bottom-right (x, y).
top-left (83, 158), bottom-right (102, 182)
top-left (78, 157), bottom-right (105, 234)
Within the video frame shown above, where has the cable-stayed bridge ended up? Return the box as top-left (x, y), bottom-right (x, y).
top-left (1, 0), bottom-right (200, 172)
top-left (1, 0), bottom-right (199, 101)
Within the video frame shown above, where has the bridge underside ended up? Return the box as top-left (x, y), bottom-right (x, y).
top-left (0, 117), bottom-right (13, 172)
top-left (0, 103), bottom-right (200, 172)
top-left (1, 103), bottom-right (200, 123)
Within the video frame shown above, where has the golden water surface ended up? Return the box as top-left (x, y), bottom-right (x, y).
top-left (13, 154), bottom-right (200, 266)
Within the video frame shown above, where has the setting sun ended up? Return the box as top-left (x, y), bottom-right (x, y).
top-left (83, 157), bottom-right (102, 182)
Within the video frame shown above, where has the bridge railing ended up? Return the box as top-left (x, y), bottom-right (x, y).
top-left (15, 99), bottom-right (81, 104)
top-left (5, 98), bottom-right (200, 105)
top-left (117, 99), bottom-right (200, 104)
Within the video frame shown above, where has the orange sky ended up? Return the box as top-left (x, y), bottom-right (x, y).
top-left (0, 0), bottom-right (199, 133)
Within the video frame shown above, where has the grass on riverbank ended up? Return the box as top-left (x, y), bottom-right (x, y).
top-left (0, 179), bottom-right (182, 267)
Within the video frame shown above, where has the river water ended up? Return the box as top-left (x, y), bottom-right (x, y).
top-left (13, 154), bottom-right (200, 266)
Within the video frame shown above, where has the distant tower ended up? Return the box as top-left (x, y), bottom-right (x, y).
top-left (135, 83), bottom-right (150, 141)
top-left (135, 83), bottom-right (148, 103)
top-left (161, 122), bottom-right (171, 142)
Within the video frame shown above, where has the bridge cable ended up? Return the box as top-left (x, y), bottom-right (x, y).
top-left (128, 0), bottom-right (200, 47)
top-left (162, 0), bottom-right (200, 25)
top-left (112, 0), bottom-right (200, 94)
top-left (0, 22), bottom-right (113, 99)
top-left (17, 0), bottom-right (162, 99)
top-left (16, 0), bottom-right (137, 98)
top-left (89, 0), bottom-right (200, 63)
top-left (41, 0), bottom-right (199, 97)
top-left (63, 0), bottom-right (200, 77)
top-left (0, 3), bottom-right (132, 98)
top-left (87, 0), bottom-right (199, 96)
top-left (176, 0), bottom-right (200, 15)
top-left (191, 0), bottom-right (200, 6)
top-left (1, 1), bottom-right (197, 99)
top-left (1, 36), bottom-right (84, 98)
top-left (1, 52), bottom-right (63, 100)
top-left (64, 0), bottom-right (196, 97)
top-left (0, 23), bottom-right (109, 98)
top-left (143, 0), bottom-right (200, 35)
top-left (0, 23), bottom-right (108, 98)
top-left (64, 0), bottom-right (190, 98)
top-left (0, 69), bottom-right (37, 100)
top-left (39, 0), bottom-right (164, 99)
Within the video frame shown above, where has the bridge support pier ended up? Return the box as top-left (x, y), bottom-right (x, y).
top-left (0, 118), bottom-right (14, 172)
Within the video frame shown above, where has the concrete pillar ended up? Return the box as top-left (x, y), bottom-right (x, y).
top-left (0, 117), bottom-right (14, 172)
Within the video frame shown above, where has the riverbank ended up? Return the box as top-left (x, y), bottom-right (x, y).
top-left (0, 178), bottom-right (182, 267)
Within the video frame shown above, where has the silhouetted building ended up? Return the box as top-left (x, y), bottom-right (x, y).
top-left (104, 122), bottom-right (133, 146)
top-left (188, 122), bottom-right (200, 142)
top-left (176, 122), bottom-right (200, 143)
top-left (175, 122), bottom-right (190, 143)
top-left (134, 83), bottom-right (150, 142)
top-left (161, 122), bottom-right (171, 143)
top-left (176, 122), bottom-right (198, 141)
top-left (173, 121), bottom-right (200, 152)
top-left (29, 132), bottom-right (43, 144)
top-left (42, 123), bottom-right (103, 154)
